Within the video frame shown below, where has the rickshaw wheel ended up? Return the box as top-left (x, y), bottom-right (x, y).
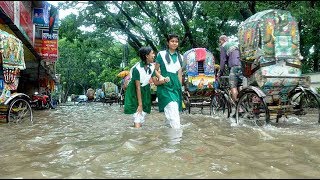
top-left (236, 91), bottom-right (270, 126)
top-left (210, 90), bottom-right (231, 118)
top-left (288, 89), bottom-right (320, 123)
top-left (7, 98), bottom-right (33, 125)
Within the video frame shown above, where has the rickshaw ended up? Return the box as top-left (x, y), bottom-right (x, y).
top-left (0, 30), bottom-right (33, 124)
top-left (101, 82), bottom-right (119, 105)
top-left (183, 48), bottom-right (225, 115)
top-left (235, 9), bottom-right (320, 126)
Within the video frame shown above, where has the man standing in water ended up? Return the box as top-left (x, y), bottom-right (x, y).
top-left (218, 35), bottom-right (244, 118)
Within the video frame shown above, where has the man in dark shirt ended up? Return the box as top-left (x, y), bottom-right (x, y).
top-left (218, 35), bottom-right (244, 117)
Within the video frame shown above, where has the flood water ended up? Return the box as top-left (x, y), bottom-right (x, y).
top-left (1, 102), bottom-right (320, 178)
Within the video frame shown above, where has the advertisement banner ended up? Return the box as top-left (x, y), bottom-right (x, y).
top-left (0, 1), bottom-right (14, 21)
top-left (33, 2), bottom-right (59, 30)
top-left (33, 7), bottom-right (49, 26)
top-left (34, 26), bottom-right (58, 62)
top-left (33, 2), bottom-right (59, 61)
top-left (19, 1), bottom-right (33, 44)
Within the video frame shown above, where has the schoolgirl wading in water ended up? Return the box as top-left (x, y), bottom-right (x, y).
top-left (153, 34), bottom-right (183, 129)
top-left (124, 46), bottom-right (167, 128)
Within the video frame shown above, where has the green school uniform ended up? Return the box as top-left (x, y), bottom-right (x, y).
top-left (155, 50), bottom-right (183, 112)
top-left (124, 61), bottom-right (155, 114)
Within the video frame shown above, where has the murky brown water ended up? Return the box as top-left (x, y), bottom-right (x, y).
top-left (0, 102), bottom-right (320, 178)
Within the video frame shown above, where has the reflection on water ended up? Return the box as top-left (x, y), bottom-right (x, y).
top-left (0, 102), bottom-right (320, 178)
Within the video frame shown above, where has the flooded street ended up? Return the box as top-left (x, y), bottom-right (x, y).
top-left (1, 102), bottom-right (320, 178)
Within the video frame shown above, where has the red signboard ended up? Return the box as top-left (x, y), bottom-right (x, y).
top-left (33, 2), bottom-right (59, 62)
top-left (34, 26), bottom-right (58, 62)
top-left (19, 1), bottom-right (33, 44)
top-left (0, 1), bottom-right (14, 21)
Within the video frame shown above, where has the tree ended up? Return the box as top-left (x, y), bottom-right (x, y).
top-left (59, 1), bottom-right (320, 89)
top-left (57, 14), bottom-right (138, 99)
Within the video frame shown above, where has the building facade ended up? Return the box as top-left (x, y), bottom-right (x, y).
top-left (0, 1), bottom-right (59, 97)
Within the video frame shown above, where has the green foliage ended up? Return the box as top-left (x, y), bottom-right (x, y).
top-left (128, 57), bottom-right (140, 69)
top-left (58, 14), bottom-right (81, 43)
top-left (57, 29), bottom-right (130, 96)
top-left (57, 1), bottom-right (320, 98)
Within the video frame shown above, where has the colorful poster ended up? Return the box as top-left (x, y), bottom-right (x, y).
top-left (0, 30), bottom-right (26, 70)
top-left (33, 2), bottom-right (59, 30)
top-left (33, 8), bottom-right (48, 25)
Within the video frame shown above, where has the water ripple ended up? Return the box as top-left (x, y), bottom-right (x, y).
top-left (0, 102), bottom-right (319, 178)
